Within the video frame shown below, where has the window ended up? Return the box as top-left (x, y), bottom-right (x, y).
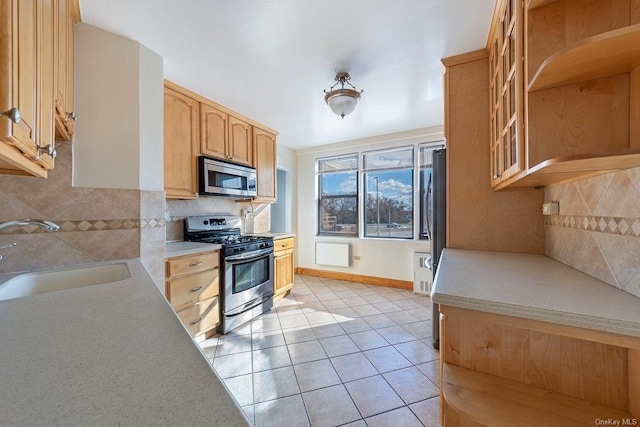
top-left (363, 147), bottom-right (414, 239)
top-left (317, 154), bottom-right (358, 236)
top-left (418, 143), bottom-right (445, 240)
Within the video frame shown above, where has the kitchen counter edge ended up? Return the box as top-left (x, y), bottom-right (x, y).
top-left (166, 241), bottom-right (223, 258)
top-left (431, 248), bottom-right (640, 338)
top-left (0, 258), bottom-right (249, 426)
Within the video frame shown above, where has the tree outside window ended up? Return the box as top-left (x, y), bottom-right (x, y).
top-left (317, 154), bottom-right (358, 236)
top-left (363, 147), bottom-right (414, 239)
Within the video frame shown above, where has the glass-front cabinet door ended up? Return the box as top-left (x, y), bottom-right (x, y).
top-left (490, 0), bottom-right (524, 189)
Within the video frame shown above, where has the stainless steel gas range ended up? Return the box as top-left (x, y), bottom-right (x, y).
top-left (184, 216), bottom-right (274, 334)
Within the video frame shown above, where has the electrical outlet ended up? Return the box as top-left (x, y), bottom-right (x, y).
top-left (542, 202), bottom-right (559, 216)
top-left (353, 255), bottom-right (361, 261)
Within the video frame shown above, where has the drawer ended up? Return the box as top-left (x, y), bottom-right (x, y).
top-left (166, 251), bottom-right (219, 278)
top-left (176, 296), bottom-right (220, 337)
top-left (166, 268), bottom-right (220, 311)
top-left (274, 237), bottom-right (294, 253)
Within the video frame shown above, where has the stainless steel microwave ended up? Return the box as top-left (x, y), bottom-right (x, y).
top-left (198, 156), bottom-right (257, 198)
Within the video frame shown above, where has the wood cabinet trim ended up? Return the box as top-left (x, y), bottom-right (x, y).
top-left (442, 49), bottom-right (489, 67)
top-left (164, 80), bottom-right (279, 136)
top-left (440, 305), bottom-right (640, 349)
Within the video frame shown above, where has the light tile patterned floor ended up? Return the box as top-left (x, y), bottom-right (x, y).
top-left (199, 274), bottom-right (441, 427)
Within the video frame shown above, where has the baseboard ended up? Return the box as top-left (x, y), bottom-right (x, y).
top-left (295, 267), bottom-right (412, 291)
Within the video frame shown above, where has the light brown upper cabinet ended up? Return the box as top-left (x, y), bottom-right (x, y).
top-left (253, 127), bottom-right (277, 202)
top-left (164, 80), bottom-right (278, 201)
top-left (200, 102), bottom-right (228, 160)
top-left (200, 102), bottom-right (253, 167)
top-left (54, 0), bottom-right (78, 141)
top-left (490, 0), bottom-right (640, 190)
top-left (227, 115), bottom-right (253, 166)
top-left (0, 0), bottom-right (71, 178)
top-left (164, 86), bottom-right (200, 199)
top-left (489, 0), bottom-right (524, 187)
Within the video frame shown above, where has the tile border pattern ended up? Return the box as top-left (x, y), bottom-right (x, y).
top-left (0, 218), bottom-right (166, 234)
top-left (545, 215), bottom-right (640, 237)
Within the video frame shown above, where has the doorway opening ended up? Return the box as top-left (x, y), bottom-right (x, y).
top-left (270, 168), bottom-right (291, 233)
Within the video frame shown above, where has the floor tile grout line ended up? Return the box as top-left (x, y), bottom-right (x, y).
top-left (205, 274), bottom-right (437, 427)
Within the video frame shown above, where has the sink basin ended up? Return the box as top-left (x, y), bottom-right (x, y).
top-left (0, 262), bottom-right (131, 301)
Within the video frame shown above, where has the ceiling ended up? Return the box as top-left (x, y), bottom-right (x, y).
top-left (79, 0), bottom-right (495, 150)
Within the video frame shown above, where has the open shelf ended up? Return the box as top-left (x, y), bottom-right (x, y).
top-left (528, 24), bottom-right (640, 92)
top-left (527, 0), bottom-right (558, 10)
top-left (495, 149), bottom-right (640, 190)
top-left (443, 363), bottom-right (634, 427)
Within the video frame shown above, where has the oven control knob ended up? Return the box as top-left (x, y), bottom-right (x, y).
top-left (203, 220), bottom-right (209, 225)
top-left (233, 248), bottom-right (240, 253)
top-left (259, 243), bottom-right (265, 249)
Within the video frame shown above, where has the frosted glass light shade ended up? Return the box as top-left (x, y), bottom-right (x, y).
top-left (325, 89), bottom-right (361, 118)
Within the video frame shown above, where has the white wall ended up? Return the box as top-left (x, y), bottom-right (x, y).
top-left (275, 144), bottom-right (297, 236)
top-left (73, 23), bottom-right (163, 190)
top-left (296, 127), bottom-right (443, 282)
top-left (138, 44), bottom-right (164, 191)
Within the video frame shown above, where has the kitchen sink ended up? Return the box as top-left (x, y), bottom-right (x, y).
top-left (0, 262), bottom-right (131, 301)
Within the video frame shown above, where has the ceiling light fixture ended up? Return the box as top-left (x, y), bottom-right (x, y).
top-left (324, 72), bottom-right (363, 118)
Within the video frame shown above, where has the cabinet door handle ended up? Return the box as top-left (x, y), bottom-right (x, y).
top-left (37, 144), bottom-right (57, 159)
top-left (189, 317), bottom-right (202, 326)
top-left (189, 261), bottom-right (203, 267)
top-left (189, 286), bottom-right (203, 293)
top-left (0, 107), bottom-right (21, 123)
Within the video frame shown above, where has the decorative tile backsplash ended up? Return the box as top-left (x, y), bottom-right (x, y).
top-left (166, 197), bottom-right (271, 241)
top-left (544, 166), bottom-right (640, 298)
top-left (545, 215), bottom-right (640, 237)
top-left (0, 143), bottom-right (166, 290)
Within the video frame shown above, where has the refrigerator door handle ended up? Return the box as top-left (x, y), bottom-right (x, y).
top-left (426, 256), bottom-right (433, 271)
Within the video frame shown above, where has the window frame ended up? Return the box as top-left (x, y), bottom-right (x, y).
top-left (362, 146), bottom-right (415, 240)
top-left (314, 141), bottom-right (446, 241)
top-left (316, 154), bottom-right (359, 237)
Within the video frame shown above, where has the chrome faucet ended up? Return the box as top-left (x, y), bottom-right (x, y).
top-left (0, 220), bottom-right (59, 263)
top-left (0, 242), bottom-right (16, 262)
top-left (0, 219), bottom-right (60, 232)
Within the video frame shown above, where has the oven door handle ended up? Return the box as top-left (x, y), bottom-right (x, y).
top-left (225, 248), bottom-right (273, 262)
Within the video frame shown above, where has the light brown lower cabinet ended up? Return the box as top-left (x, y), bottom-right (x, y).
top-left (438, 305), bottom-right (639, 426)
top-left (273, 237), bottom-right (294, 301)
top-left (166, 250), bottom-right (220, 341)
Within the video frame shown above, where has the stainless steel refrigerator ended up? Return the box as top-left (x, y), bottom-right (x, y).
top-left (425, 148), bottom-right (446, 349)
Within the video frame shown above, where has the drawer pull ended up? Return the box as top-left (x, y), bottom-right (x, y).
top-left (189, 261), bottom-right (203, 267)
top-left (189, 317), bottom-right (202, 326)
top-left (189, 286), bottom-right (203, 293)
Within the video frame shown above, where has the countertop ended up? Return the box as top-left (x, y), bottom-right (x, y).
top-left (165, 241), bottom-right (222, 258)
top-left (431, 249), bottom-right (640, 338)
top-left (0, 259), bottom-right (249, 426)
